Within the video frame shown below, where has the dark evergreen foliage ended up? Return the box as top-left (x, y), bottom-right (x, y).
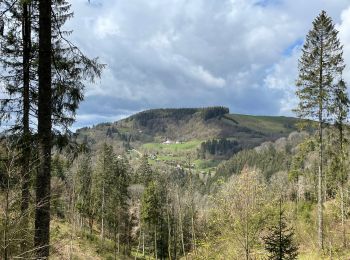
top-left (131, 108), bottom-right (199, 127)
top-left (213, 144), bottom-right (291, 183)
top-left (130, 106), bottom-right (229, 127)
top-left (201, 106), bottom-right (229, 120)
top-left (198, 138), bottom-right (241, 159)
top-left (263, 202), bottom-right (298, 260)
top-left (136, 155), bottom-right (154, 185)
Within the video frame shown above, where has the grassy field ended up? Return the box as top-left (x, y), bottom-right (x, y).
top-left (223, 114), bottom-right (298, 135)
top-left (142, 140), bottom-right (202, 153)
top-left (141, 140), bottom-right (220, 172)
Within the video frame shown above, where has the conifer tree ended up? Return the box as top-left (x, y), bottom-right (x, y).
top-left (263, 200), bottom-right (298, 260)
top-left (137, 154), bottom-right (153, 185)
top-left (141, 181), bottom-right (162, 259)
top-left (0, 1), bottom-right (103, 256)
top-left (105, 156), bottom-right (131, 256)
top-left (75, 154), bottom-right (94, 233)
top-left (34, 0), bottom-right (52, 257)
top-left (94, 143), bottom-right (114, 243)
top-left (295, 10), bottom-right (345, 250)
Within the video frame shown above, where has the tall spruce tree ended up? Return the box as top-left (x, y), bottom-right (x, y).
top-left (105, 156), bottom-right (131, 257)
top-left (94, 143), bottom-right (115, 243)
top-left (75, 154), bottom-right (94, 233)
top-left (0, 1), bottom-right (32, 253)
top-left (34, 0), bottom-right (52, 257)
top-left (295, 10), bottom-right (345, 251)
top-left (141, 181), bottom-right (162, 259)
top-left (0, 0), bottom-right (103, 256)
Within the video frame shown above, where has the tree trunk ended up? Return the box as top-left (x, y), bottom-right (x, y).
top-left (191, 213), bottom-right (196, 254)
top-left (101, 154), bottom-right (106, 244)
top-left (34, 0), bottom-right (52, 258)
top-left (177, 191), bottom-right (186, 259)
top-left (339, 122), bottom-right (346, 248)
top-left (142, 231), bottom-right (145, 257)
top-left (166, 193), bottom-right (172, 260)
top-left (173, 206), bottom-right (177, 260)
top-left (154, 227), bottom-right (158, 260)
top-left (114, 225), bottom-right (117, 260)
top-left (245, 213), bottom-right (249, 260)
top-left (20, 0), bottom-right (32, 255)
top-left (118, 233), bottom-right (120, 254)
top-left (340, 184), bottom-right (346, 247)
top-left (135, 227), bottom-right (141, 260)
top-left (3, 175), bottom-right (10, 260)
top-left (317, 36), bottom-right (324, 252)
top-left (188, 160), bottom-right (197, 255)
top-left (317, 98), bottom-right (324, 249)
top-left (101, 182), bottom-right (105, 243)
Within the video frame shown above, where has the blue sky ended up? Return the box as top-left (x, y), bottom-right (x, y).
top-left (66, 0), bottom-right (350, 129)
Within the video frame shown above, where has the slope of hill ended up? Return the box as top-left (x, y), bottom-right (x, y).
top-left (75, 107), bottom-right (300, 171)
top-left (77, 107), bottom-right (298, 146)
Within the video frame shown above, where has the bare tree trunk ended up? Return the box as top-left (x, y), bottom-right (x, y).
top-left (34, 0), bottom-right (52, 258)
top-left (70, 176), bottom-right (76, 260)
top-left (318, 107), bottom-right (324, 252)
top-left (20, 1), bottom-right (32, 255)
top-left (340, 184), bottom-right (346, 247)
top-left (101, 179), bottom-right (105, 243)
top-left (188, 157), bottom-right (197, 255)
top-left (135, 227), bottom-right (141, 260)
top-left (101, 154), bottom-right (106, 244)
top-left (118, 233), bottom-right (120, 254)
top-left (245, 193), bottom-right (249, 260)
top-left (191, 214), bottom-right (196, 254)
top-left (142, 231), bottom-right (145, 257)
top-left (154, 227), bottom-right (158, 260)
top-left (173, 206), bottom-right (177, 260)
top-left (3, 175), bottom-right (10, 260)
top-left (317, 38), bottom-right (324, 252)
top-left (245, 220), bottom-right (249, 260)
top-left (177, 191), bottom-right (186, 259)
top-left (166, 193), bottom-right (172, 260)
top-left (339, 126), bottom-right (346, 248)
top-left (114, 225), bottom-right (117, 260)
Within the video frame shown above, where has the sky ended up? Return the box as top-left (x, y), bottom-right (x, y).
top-left (67, 0), bottom-right (350, 129)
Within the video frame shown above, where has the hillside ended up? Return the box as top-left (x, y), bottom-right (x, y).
top-left (75, 107), bottom-right (300, 172)
top-left (76, 107), bottom-right (298, 148)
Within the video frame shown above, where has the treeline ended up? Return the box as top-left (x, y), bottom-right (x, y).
top-left (130, 106), bottom-right (230, 127)
top-left (197, 138), bottom-right (241, 159)
top-left (130, 108), bottom-right (199, 127)
top-left (213, 139), bottom-right (293, 182)
top-left (200, 106), bottom-right (229, 120)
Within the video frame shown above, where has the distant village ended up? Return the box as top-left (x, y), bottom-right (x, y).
top-left (161, 138), bottom-right (183, 145)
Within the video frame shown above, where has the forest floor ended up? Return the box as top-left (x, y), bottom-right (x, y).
top-left (49, 218), bottom-right (350, 259)
top-left (50, 219), bottom-right (133, 259)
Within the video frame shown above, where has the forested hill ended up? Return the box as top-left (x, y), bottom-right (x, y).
top-left (75, 106), bottom-right (300, 153)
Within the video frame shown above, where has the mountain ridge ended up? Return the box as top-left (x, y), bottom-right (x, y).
top-left (75, 107), bottom-right (300, 154)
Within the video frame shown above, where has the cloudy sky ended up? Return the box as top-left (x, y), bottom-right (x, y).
top-left (67, 0), bottom-right (350, 129)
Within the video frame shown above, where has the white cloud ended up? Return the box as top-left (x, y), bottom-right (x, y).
top-left (94, 15), bottom-right (121, 39)
top-left (66, 0), bottom-right (350, 128)
top-left (188, 65), bottom-right (226, 88)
